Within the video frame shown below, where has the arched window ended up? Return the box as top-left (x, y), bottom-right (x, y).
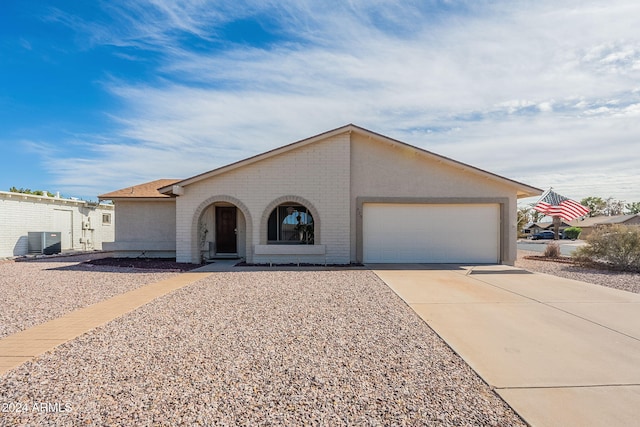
top-left (267, 203), bottom-right (314, 244)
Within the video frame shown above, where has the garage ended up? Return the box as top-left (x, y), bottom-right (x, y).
top-left (363, 203), bottom-right (500, 263)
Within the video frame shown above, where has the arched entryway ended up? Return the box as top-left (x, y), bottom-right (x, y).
top-left (192, 196), bottom-right (252, 263)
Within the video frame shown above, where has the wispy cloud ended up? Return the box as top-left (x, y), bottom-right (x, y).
top-left (39, 0), bottom-right (640, 201)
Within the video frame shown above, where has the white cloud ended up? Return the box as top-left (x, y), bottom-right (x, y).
top-left (537, 102), bottom-right (554, 112)
top-left (41, 0), bottom-right (640, 202)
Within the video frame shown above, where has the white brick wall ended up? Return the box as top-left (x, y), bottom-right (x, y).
top-left (0, 192), bottom-right (114, 258)
top-left (100, 126), bottom-right (531, 265)
top-left (101, 199), bottom-right (176, 258)
top-left (349, 133), bottom-right (519, 264)
top-left (175, 133), bottom-right (351, 263)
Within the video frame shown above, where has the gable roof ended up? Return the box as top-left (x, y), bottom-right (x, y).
top-left (570, 214), bottom-right (640, 227)
top-left (98, 179), bottom-right (181, 200)
top-left (524, 221), bottom-right (571, 230)
top-left (159, 124), bottom-right (542, 198)
top-left (598, 214), bottom-right (640, 225)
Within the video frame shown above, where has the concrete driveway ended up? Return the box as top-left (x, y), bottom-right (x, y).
top-left (372, 264), bottom-right (640, 427)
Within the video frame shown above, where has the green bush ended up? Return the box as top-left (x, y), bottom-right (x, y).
top-left (573, 225), bottom-right (640, 271)
top-left (564, 226), bottom-right (582, 240)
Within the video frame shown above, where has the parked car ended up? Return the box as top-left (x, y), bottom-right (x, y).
top-left (531, 231), bottom-right (556, 240)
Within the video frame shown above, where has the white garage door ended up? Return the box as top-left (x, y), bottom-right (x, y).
top-left (363, 203), bottom-right (500, 263)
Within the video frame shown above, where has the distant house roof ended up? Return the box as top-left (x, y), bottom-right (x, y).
top-left (570, 214), bottom-right (640, 227)
top-left (524, 221), bottom-right (571, 230)
top-left (524, 222), bottom-right (551, 230)
top-left (596, 214), bottom-right (640, 225)
top-left (98, 179), bottom-right (181, 200)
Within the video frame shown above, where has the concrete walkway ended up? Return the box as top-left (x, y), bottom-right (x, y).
top-left (0, 272), bottom-right (211, 375)
top-left (373, 264), bottom-right (640, 427)
top-left (0, 259), bottom-right (352, 376)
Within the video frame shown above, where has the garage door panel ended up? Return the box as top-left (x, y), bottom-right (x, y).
top-left (363, 203), bottom-right (499, 263)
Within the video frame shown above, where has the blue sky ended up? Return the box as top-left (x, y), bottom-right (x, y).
top-left (1, 0), bottom-right (639, 204)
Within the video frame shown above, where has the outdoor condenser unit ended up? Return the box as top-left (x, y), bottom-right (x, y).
top-left (27, 231), bottom-right (62, 255)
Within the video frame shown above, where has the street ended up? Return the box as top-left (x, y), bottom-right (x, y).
top-left (517, 240), bottom-right (586, 256)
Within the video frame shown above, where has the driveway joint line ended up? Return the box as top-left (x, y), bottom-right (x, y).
top-left (464, 272), bottom-right (640, 343)
top-left (496, 383), bottom-right (640, 390)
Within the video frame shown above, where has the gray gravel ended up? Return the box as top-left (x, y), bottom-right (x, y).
top-left (516, 250), bottom-right (640, 294)
top-left (0, 257), bottom-right (179, 338)
top-left (0, 270), bottom-right (524, 426)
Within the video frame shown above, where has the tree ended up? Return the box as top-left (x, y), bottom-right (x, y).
top-left (517, 205), bottom-right (547, 235)
top-left (580, 196), bottom-right (606, 217)
top-left (626, 202), bottom-right (640, 214)
top-left (528, 204), bottom-right (546, 222)
top-left (517, 207), bottom-right (531, 234)
top-left (8, 187), bottom-right (55, 197)
top-left (604, 197), bottom-right (625, 216)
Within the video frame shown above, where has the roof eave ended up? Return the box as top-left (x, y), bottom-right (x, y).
top-left (98, 196), bottom-right (176, 202)
top-left (348, 125), bottom-right (543, 198)
top-left (158, 123), bottom-right (543, 198)
top-left (158, 124), bottom-right (358, 194)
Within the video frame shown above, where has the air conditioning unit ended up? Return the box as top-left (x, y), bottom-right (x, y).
top-left (28, 232), bottom-right (62, 255)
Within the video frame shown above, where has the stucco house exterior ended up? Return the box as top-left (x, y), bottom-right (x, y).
top-left (0, 191), bottom-right (114, 258)
top-left (99, 124), bottom-right (542, 265)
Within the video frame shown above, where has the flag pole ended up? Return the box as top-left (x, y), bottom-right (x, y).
top-left (552, 215), bottom-right (561, 240)
top-left (537, 187), bottom-right (551, 202)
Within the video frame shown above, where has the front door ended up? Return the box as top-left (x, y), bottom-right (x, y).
top-left (216, 206), bottom-right (237, 253)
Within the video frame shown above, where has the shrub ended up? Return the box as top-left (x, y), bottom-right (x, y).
top-left (573, 225), bottom-right (640, 271)
top-left (564, 226), bottom-right (582, 240)
top-left (544, 242), bottom-right (561, 258)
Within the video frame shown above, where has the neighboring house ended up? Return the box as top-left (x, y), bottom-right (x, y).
top-left (522, 221), bottom-right (572, 237)
top-left (98, 124), bottom-right (542, 265)
top-left (0, 191), bottom-right (114, 258)
top-left (570, 214), bottom-right (640, 238)
top-left (98, 179), bottom-right (180, 258)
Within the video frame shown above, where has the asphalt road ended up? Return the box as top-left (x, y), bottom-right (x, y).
top-left (517, 240), bottom-right (586, 256)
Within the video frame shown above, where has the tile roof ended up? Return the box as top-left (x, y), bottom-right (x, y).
top-left (98, 179), bottom-right (181, 199)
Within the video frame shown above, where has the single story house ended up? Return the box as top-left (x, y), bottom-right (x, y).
top-left (569, 214), bottom-right (640, 238)
top-left (0, 191), bottom-right (114, 258)
top-left (99, 124), bottom-right (542, 265)
top-left (522, 220), bottom-right (572, 237)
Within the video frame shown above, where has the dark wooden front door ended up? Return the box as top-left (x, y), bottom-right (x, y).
top-left (216, 207), bottom-right (237, 253)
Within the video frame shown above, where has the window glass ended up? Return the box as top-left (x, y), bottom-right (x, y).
top-left (267, 203), bottom-right (314, 244)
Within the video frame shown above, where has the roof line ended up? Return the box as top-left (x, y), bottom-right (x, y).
top-left (159, 124), bottom-right (356, 193)
top-left (158, 123), bottom-right (542, 197)
top-left (347, 124), bottom-right (543, 196)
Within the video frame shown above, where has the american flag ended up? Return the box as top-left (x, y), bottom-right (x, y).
top-left (533, 189), bottom-right (590, 221)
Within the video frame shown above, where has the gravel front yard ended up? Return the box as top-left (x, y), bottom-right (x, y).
top-left (0, 270), bottom-right (524, 426)
top-left (5, 251), bottom-right (633, 425)
top-left (515, 250), bottom-right (640, 294)
top-left (0, 256), bottom-right (179, 338)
